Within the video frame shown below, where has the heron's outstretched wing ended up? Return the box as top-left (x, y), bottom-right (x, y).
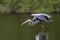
top-left (31, 13), bottom-right (51, 19)
top-left (31, 14), bottom-right (41, 16)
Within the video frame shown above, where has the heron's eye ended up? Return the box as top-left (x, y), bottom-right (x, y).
top-left (33, 20), bottom-right (36, 22)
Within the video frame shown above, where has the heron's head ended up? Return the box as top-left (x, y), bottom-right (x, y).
top-left (21, 19), bottom-right (40, 26)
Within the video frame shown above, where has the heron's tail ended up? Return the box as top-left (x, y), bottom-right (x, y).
top-left (21, 19), bottom-right (31, 25)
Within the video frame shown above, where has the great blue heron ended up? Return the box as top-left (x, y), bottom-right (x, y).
top-left (21, 13), bottom-right (52, 26)
top-left (21, 13), bottom-right (53, 32)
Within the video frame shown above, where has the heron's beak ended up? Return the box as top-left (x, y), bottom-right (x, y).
top-left (21, 19), bottom-right (31, 25)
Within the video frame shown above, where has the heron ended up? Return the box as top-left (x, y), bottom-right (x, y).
top-left (21, 13), bottom-right (53, 31)
top-left (21, 13), bottom-right (52, 25)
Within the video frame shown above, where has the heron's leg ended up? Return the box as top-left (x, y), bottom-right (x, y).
top-left (40, 23), bottom-right (45, 33)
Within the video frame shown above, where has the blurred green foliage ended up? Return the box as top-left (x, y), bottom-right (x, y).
top-left (0, 0), bottom-right (60, 13)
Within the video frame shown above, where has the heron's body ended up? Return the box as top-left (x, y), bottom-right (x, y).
top-left (32, 13), bottom-right (51, 22)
